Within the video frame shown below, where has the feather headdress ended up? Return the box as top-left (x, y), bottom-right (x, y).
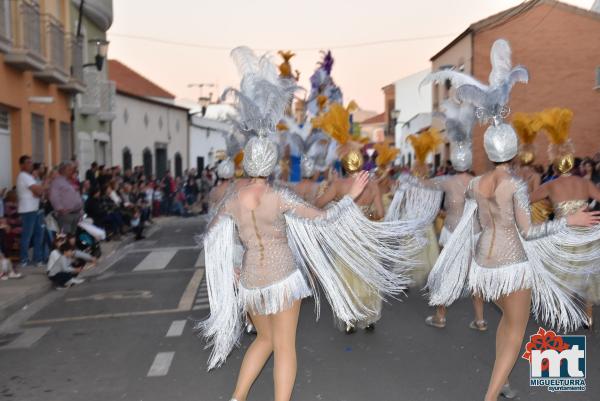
top-left (421, 39), bottom-right (528, 125)
top-left (512, 111), bottom-right (542, 164)
top-left (407, 128), bottom-right (443, 166)
top-left (440, 100), bottom-right (475, 171)
top-left (537, 108), bottom-right (575, 173)
top-left (538, 108), bottom-right (573, 146)
top-left (311, 101), bottom-right (358, 145)
top-left (512, 112), bottom-right (541, 145)
top-left (221, 47), bottom-right (298, 135)
top-left (374, 142), bottom-right (400, 168)
top-left (278, 50), bottom-right (299, 80)
top-left (421, 39), bottom-right (528, 163)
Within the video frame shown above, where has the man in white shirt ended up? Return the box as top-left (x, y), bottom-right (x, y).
top-left (16, 155), bottom-right (45, 267)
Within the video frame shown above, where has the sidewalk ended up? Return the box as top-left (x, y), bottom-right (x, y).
top-left (0, 218), bottom-right (167, 325)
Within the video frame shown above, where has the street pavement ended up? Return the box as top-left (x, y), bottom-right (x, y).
top-left (0, 216), bottom-right (597, 401)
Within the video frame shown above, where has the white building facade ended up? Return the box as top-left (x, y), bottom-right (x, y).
top-left (392, 69), bottom-right (434, 167)
top-left (189, 115), bottom-right (230, 172)
top-left (111, 93), bottom-right (189, 178)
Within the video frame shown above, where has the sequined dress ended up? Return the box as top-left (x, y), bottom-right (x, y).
top-left (430, 175), bottom-right (470, 247)
top-left (428, 173), bottom-right (600, 331)
top-left (553, 200), bottom-right (600, 305)
top-left (200, 185), bottom-right (419, 369)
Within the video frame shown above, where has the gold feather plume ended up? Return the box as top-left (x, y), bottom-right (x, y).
top-left (374, 142), bottom-right (399, 168)
top-left (234, 151), bottom-right (244, 167)
top-left (407, 128), bottom-right (443, 165)
top-left (512, 112), bottom-right (541, 145)
top-left (538, 108), bottom-right (573, 145)
top-left (278, 50), bottom-right (296, 79)
top-left (311, 101), bottom-right (358, 145)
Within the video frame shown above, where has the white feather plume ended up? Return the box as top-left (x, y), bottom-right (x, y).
top-left (222, 46), bottom-right (298, 134)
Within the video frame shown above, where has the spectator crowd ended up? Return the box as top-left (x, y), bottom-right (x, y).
top-left (0, 154), bottom-right (220, 287)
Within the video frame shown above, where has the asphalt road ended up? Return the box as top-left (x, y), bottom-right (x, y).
top-left (0, 217), bottom-right (597, 401)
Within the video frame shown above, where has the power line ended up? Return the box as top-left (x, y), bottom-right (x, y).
top-left (107, 32), bottom-right (458, 52)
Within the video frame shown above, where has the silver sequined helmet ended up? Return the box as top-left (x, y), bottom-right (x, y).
top-left (483, 122), bottom-right (518, 163)
top-left (450, 141), bottom-right (472, 172)
top-left (301, 156), bottom-right (316, 178)
top-left (243, 135), bottom-right (279, 177)
top-left (216, 158), bottom-right (235, 180)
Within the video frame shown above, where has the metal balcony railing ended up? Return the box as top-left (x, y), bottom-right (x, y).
top-left (58, 34), bottom-right (85, 93)
top-left (0, 0), bottom-right (12, 50)
top-left (21, 0), bottom-right (42, 56)
top-left (42, 14), bottom-right (67, 75)
top-left (3, 0), bottom-right (44, 70)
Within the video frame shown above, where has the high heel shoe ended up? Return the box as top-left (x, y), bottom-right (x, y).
top-left (425, 315), bottom-right (446, 328)
top-left (500, 383), bottom-right (517, 399)
top-left (345, 324), bottom-right (356, 334)
top-left (364, 323), bottom-right (375, 332)
top-left (245, 323), bottom-right (257, 335)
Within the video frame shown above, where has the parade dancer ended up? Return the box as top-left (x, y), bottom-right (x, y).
top-left (426, 39), bottom-right (600, 401)
top-left (198, 47), bottom-right (419, 401)
top-left (292, 156), bottom-right (321, 203)
top-left (531, 107), bottom-right (600, 329)
top-left (315, 149), bottom-right (385, 333)
top-left (512, 111), bottom-right (552, 223)
top-left (414, 100), bottom-right (486, 330)
top-left (385, 128), bottom-right (443, 288)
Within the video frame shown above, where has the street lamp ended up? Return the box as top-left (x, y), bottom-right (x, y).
top-left (83, 39), bottom-right (110, 71)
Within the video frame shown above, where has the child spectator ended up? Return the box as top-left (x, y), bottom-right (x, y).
top-left (0, 216), bottom-right (22, 280)
top-left (46, 236), bottom-right (94, 288)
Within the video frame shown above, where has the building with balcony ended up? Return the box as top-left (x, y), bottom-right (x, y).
top-left (0, 0), bottom-right (75, 187)
top-left (109, 60), bottom-right (189, 179)
top-left (70, 0), bottom-right (114, 176)
top-left (430, 0), bottom-right (600, 173)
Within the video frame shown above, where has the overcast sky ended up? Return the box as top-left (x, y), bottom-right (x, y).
top-left (107, 0), bottom-right (594, 112)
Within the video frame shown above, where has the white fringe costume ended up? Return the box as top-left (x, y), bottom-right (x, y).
top-left (198, 186), bottom-right (422, 370)
top-left (427, 176), bottom-right (600, 332)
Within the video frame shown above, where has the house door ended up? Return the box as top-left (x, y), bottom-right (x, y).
top-left (0, 108), bottom-right (11, 189)
top-left (155, 147), bottom-right (167, 179)
top-left (196, 156), bottom-right (204, 172)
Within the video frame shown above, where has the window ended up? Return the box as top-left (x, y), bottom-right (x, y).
top-left (174, 152), bottom-right (183, 177)
top-left (31, 113), bottom-right (45, 163)
top-left (59, 122), bottom-right (72, 162)
top-left (143, 148), bottom-right (153, 177)
top-left (596, 67), bottom-right (600, 89)
top-left (123, 148), bottom-right (132, 171)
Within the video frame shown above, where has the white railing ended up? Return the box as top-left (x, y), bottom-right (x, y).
top-left (98, 80), bottom-right (116, 121)
top-left (79, 68), bottom-right (101, 114)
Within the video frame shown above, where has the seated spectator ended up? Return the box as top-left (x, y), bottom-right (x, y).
top-left (46, 241), bottom-right (87, 289)
top-left (130, 207), bottom-right (145, 241)
top-left (153, 184), bottom-right (163, 217)
top-left (0, 217), bottom-right (22, 280)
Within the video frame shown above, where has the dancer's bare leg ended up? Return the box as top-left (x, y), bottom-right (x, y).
top-left (472, 295), bottom-right (485, 322)
top-left (436, 305), bottom-right (447, 320)
top-left (232, 312), bottom-right (273, 401)
top-left (484, 289), bottom-right (531, 401)
top-left (272, 300), bottom-right (301, 401)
